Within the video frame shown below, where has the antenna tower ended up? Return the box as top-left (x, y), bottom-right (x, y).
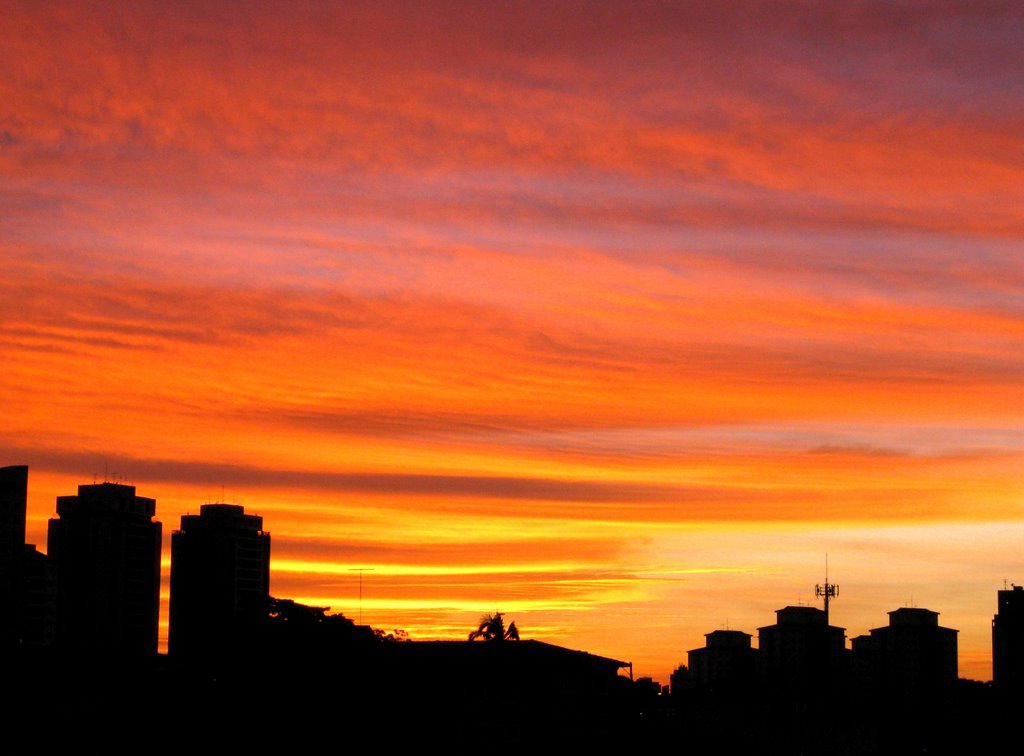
top-left (815, 554), bottom-right (839, 624)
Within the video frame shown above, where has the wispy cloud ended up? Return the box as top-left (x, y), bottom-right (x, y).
top-left (4, 0), bottom-right (1022, 681)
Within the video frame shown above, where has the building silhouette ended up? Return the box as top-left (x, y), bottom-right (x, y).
top-left (758, 605), bottom-right (847, 706)
top-left (387, 639), bottom-right (629, 710)
top-left (850, 607), bottom-right (958, 714)
top-left (993, 584), bottom-right (1024, 700)
top-left (1, 465), bottom-right (29, 646)
top-left (0, 463), bottom-right (28, 643)
top-left (169, 503), bottom-right (271, 660)
top-left (47, 482), bottom-right (161, 655)
top-left (687, 629), bottom-right (757, 692)
top-left (1, 465), bottom-right (55, 648)
top-left (18, 543), bottom-right (56, 647)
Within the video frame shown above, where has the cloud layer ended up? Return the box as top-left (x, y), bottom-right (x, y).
top-left (4, 1), bottom-right (1023, 681)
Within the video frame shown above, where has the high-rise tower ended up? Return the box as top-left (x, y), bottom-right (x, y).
top-left (47, 482), bottom-right (162, 656)
top-left (168, 503), bottom-right (270, 659)
top-left (1, 465), bottom-right (29, 646)
top-left (758, 605), bottom-right (847, 705)
top-left (993, 584), bottom-right (1024, 699)
top-left (850, 607), bottom-right (958, 713)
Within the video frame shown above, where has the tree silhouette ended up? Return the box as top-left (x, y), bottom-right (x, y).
top-left (468, 612), bottom-right (520, 641)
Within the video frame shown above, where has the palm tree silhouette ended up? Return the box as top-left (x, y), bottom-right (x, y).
top-left (468, 612), bottom-right (520, 641)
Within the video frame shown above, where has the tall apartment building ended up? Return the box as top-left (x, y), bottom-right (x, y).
top-left (993, 584), bottom-right (1024, 699)
top-left (758, 605), bottom-right (847, 705)
top-left (1, 465), bottom-right (29, 646)
top-left (850, 607), bottom-right (958, 714)
top-left (47, 482), bottom-right (162, 655)
top-left (169, 503), bottom-right (271, 659)
top-left (687, 629), bottom-right (758, 690)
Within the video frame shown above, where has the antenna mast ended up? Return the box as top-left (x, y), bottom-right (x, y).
top-left (815, 554), bottom-right (839, 624)
top-left (349, 568), bottom-right (375, 625)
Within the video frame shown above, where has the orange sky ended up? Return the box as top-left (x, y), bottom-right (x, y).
top-left (3, 1), bottom-right (1023, 682)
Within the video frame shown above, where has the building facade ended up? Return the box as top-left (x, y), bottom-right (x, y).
top-left (758, 605), bottom-right (847, 705)
top-left (687, 629), bottom-right (757, 691)
top-left (47, 482), bottom-right (162, 655)
top-left (169, 503), bottom-right (271, 659)
top-left (0, 465), bottom-right (29, 646)
top-left (850, 607), bottom-right (958, 714)
top-left (993, 584), bottom-right (1024, 700)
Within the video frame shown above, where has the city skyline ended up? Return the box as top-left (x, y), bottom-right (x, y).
top-left (8, 465), bottom-right (1015, 683)
top-left (3, 2), bottom-right (1024, 683)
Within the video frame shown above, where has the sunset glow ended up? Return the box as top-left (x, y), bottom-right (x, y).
top-left (4, 1), bottom-right (1023, 682)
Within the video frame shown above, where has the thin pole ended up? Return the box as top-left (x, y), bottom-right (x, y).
top-left (349, 568), bottom-right (375, 624)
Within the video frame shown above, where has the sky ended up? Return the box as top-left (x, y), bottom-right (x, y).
top-left (2, 0), bottom-right (1023, 682)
